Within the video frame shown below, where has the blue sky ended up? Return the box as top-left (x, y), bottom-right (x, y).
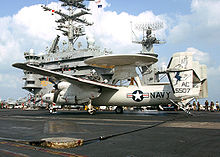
top-left (0, 0), bottom-right (220, 103)
top-left (105, 0), bottom-right (191, 16)
top-left (1, 0), bottom-right (48, 16)
top-left (1, 0), bottom-right (191, 17)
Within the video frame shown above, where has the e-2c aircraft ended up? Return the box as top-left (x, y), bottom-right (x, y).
top-left (13, 52), bottom-right (208, 114)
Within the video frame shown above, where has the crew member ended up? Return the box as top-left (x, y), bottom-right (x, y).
top-left (205, 100), bottom-right (209, 111)
top-left (193, 101), bottom-right (196, 111)
top-left (22, 103), bottom-right (24, 110)
top-left (216, 101), bottom-right (219, 111)
top-left (197, 101), bottom-right (200, 111)
top-left (210, 101), bottom-right (214, 112)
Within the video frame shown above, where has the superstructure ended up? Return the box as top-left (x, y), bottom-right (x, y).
top-left (22, 0), bottom-right (112, 107)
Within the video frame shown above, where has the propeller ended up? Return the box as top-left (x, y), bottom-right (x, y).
top-left (48, 78), bottom-right (62, 103)
top-left (48, 78), bottom-right (60, 90)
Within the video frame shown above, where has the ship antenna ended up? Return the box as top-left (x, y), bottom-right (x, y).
top-left (132, 21), bottom-right (164, 53)
top-left (41, 0), bottom-right (94, 51)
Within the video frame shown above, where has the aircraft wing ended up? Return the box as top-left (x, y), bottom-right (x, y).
top-left (12, 63), bottom-right (119, 91)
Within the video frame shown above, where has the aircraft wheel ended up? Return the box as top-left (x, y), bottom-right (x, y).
top-left (115, 106), bottom-right (123, 114)
top-left (87, 102), bottom-right (96, 115)
top-left (49, 108), bottom-right (57, 114)
top-left (88, 109), bottom-right (96, 115)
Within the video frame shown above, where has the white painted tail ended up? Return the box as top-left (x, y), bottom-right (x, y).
top-left (167, 52), bottom-right (208, 99)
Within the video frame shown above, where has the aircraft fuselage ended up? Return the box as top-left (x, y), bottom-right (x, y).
top-left (92, 84), bottom-right (176, 107)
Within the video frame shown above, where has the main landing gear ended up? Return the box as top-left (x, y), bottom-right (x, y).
top-left (115, 106), bottom-right (123, 114)
top-left (49, 103), bottom-right (57, 114)
top-left (87, 102), bottom-right (96, 115)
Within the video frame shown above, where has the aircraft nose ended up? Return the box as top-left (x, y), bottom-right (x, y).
top-left (42, 93), bottom-right (54, 103)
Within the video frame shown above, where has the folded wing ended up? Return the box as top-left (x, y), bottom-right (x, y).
top-left (12, 63), bottom-right (119, 91)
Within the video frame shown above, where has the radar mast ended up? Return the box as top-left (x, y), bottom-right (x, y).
top-left (132, 22), bottom-right (165, 53)
top-left (42, 0), bottom-right (94, 51)
top-left (131, 21), bottom-right (165, 84)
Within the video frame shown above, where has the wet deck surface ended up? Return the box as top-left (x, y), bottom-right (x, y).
top-left (0, 109), bottom-right (220, 157)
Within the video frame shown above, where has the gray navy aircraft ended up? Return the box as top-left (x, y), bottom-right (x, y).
top-left (13, 0), bottom-right (208, 114)
top-left (13, 51), bottom-right (207, 114)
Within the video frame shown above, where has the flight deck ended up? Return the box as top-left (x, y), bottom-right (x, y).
top-left (0, 109), bottom-right (219, 157)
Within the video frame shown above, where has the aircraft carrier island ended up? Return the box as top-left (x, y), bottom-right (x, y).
top-left (21, 0), bottom-right (113, 109)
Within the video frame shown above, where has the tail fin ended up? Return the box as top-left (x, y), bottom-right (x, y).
top-left (167, 52), bottom-right (208, 98)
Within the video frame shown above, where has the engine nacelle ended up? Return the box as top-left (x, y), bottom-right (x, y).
top-left (42, 82), bottom-right (101, 105)
top-left (57, 82), bottom-right (71, 90)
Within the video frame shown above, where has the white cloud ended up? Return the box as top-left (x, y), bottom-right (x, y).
top-left (13, 3), bottom-right (59, 40)
top-left (185, 47), bottom-right (210, 65)
top-left (168, 0), bottom-right (220, 45)
top-left (0, 17), bottom-right (19, 63)
top-left (0, 73), bottom-right (21, 88)
top-left (0, 2), bottom-right (63, 66)
top-left (0, 72), bottom-right (27, 100)
top-left (86, 0), bottom-right (167, 53)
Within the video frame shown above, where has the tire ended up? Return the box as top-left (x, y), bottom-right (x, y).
top-left (88, 109), bottom-right (96, 115)
top-left (115, 106), bottom-right (123, 114)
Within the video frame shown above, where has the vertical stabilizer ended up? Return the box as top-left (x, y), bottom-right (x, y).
top-left (167, 69), bottom-right (196, 98)
top-left (167, 52), bottom-right (208, 98)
